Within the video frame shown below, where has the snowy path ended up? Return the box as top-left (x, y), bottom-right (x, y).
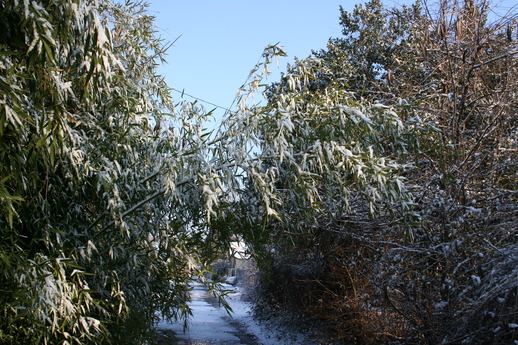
top-left (157, 282), bottom-right (259, 345)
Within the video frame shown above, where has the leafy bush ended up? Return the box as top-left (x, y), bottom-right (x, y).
top-left (254, 0), bottom-right (518, 343)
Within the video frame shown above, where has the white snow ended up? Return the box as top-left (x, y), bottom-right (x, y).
top-left (223, 284), bottom-right (304, 345)
top-left (158, 281), bottom-right (314, 344)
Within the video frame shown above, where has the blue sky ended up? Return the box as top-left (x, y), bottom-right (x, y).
top-left (145, 0), bottom-right (517, 129)
top-left (146, 0), bottom-right (359, 127)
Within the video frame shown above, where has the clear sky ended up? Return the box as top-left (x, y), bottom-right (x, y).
top-left (145, 0), bottom-right (517, 129)
top-left (146, 0), bottom-right (358, 128)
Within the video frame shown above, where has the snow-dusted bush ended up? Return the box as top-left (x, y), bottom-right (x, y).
top-left (253, 0), bottom-right (518, 344)
top-left (0, 1), bottom-right (416, 343)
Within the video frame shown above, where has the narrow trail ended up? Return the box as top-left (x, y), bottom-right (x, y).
top-left (158, 282), bottom-right (259, 345)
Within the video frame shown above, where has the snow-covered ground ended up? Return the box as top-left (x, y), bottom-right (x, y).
top-left (157, 281), bottom-right (314, 345)
top-left (223, 283), bottom-right (312, 345)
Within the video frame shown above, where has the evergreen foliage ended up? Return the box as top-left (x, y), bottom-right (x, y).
top-left (1, 0), bottom-right (515, 343)
top-left (257, 0), bottom-right (518, 344)
top-left (0, 0), bottom-right (416, 343)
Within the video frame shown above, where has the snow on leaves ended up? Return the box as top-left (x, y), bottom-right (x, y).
top-left (0, 1), bottom-right (419, 343)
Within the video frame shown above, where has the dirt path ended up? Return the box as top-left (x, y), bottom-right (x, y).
top-left (157, 282), bottom-right (259, 345)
